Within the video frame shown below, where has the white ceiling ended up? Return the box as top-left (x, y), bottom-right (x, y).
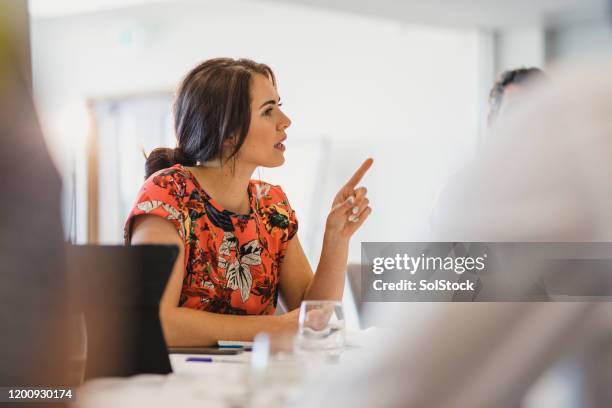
top-left (27, 0), bottom-right (178, 18)
top-left (266, 0), bottom-right (609, 29)
top-left (29, 0), bottom-right (609, 28)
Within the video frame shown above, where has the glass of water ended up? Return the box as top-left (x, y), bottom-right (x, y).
top-left (295, 300), bottom-right (345, 360)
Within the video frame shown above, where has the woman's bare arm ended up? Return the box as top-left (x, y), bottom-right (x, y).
top-left (130, 215), bottom-right (297, 347)
top-left (278, 159), bottom-right (373, 308)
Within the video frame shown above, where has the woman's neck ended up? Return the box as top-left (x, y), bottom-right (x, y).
top-left (189, 160), bottom-right (255, 214)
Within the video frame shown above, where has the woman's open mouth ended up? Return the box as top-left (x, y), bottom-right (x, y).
top-left (274, 142), bottom-right (286, 151)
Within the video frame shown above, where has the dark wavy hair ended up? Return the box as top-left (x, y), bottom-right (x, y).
top-left (145, 58), bottom-right (276, 179)
top-left (488, 67), bottom-right (546, 125)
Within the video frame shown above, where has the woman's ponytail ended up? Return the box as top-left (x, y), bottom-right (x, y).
top-left (144, 147), bottom-right (196, 179)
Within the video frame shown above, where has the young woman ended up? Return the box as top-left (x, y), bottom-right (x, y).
top-left (125, 58), bottom-right (372, 346)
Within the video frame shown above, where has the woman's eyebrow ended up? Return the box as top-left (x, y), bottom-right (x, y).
top-left (259, 98), bottom-right (281, 109)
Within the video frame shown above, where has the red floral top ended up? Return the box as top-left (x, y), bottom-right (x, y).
top-left (125, 164), bottom-right (298, 315)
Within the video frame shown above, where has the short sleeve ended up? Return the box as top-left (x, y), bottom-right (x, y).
top-left (276, 186), bottom-right (299, 241)
top-left (124, 170), bottom-right (189, 244)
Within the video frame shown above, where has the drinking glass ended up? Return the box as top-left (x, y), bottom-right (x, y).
top-left (295, 300), bottom-right (345, 359)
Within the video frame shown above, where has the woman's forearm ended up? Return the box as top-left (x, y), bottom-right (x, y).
top-left (161, 306), bottom-right (296, 347)
top-left (304, 231), bottom-right (349, 301)
top-left (303, 158), bottom-right (373, 301)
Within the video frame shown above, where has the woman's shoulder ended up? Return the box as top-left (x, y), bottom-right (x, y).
top-left (250, 180), bottom-right (289, 206)
top-left (144, 164), bottom-right (195, 187)
top-left (140, 164), bottom-right (197, 201)
top-left (146, 163), bottom-right (193, 182)
top-left (250, 180), bottom-right (298, 239)
top-left (125, 165), bottom-right (196, 243)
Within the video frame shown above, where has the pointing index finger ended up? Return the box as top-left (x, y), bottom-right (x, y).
top-left (345, 158), bottom-right (373, 188)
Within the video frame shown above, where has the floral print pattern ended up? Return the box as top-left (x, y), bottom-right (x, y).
top-left (125, 164), bottom-right (298, 315)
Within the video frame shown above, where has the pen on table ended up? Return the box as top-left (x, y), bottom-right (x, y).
top-left (186, 357), bottom-right (247, 364)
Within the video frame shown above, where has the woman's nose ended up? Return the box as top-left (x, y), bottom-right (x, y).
top-left (279, 110), bottom-right (291, 130)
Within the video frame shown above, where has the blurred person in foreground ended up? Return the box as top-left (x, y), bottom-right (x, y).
top-left (125, 58), bottom-right (373, 347)
top-left (292, 59), bottom-right (612, 407)
top-left (0, 0), bottom-right (70, 398)
top-left (429, 66), bottom-right (546, 234)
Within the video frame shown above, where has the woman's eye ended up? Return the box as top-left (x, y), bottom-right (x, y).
top-left (263, 108), bottom-right (273, 116)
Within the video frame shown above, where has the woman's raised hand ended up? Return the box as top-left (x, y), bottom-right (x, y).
top-left (325, 158), bottom-right (373, 239)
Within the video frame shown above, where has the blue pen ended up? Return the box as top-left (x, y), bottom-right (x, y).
top-left (186, 357), bottom-right (213, 363)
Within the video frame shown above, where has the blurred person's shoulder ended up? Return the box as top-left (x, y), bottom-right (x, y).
top-left (524, 56), bottom-right (612, 119)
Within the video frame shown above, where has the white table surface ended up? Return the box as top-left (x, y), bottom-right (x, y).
top-left (73, 329), bottom-right (378, 408)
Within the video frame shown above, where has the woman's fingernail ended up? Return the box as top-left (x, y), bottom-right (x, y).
top-left (352, 207), bottom-right (359, 214)
top-left (346, 196), bottom-right (355, 204)
top-left (348, 215), bottom-right (359, 222)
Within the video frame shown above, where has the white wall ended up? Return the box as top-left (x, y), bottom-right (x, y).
top-left (547, 20), bottom-right (612, 63)
top-left (31, 0), bottom-right (481, 262)
top-left (495, 26), bottom-right (546, 73)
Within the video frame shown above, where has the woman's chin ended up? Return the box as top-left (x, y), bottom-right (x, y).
top-left (270, 158), bottom-right (285, 167)
top-left (265, 154), bottom-right (285, 168)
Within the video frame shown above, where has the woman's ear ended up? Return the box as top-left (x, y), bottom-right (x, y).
top-left (219, 132), bottom-right (241, 163)
top-left (221, 134), bottom-right (237, 152)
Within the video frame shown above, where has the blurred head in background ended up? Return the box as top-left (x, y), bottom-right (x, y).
top-left (145, 58), bottom-right (292, 178)
top-left (488, 67), bottom-right (546, 126)
top-left (433, 58), bottom-right (612, 242)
